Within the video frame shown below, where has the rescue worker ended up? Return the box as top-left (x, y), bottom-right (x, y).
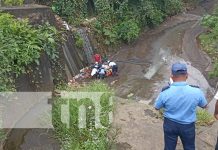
top-left (102, 62), bottom-right (110, 70)
top-left (98, 67), bottom-right (106, 79)
top-left (214, 90), bottom-right (218, 150)
top-left (108, 60), bottom-right (118, 76)
top-left (93, 54), bottom-right (102, 63)
top-left (91, 66), bottom-right (98, 79)
top-left (154, 62), bottom-right (208, 150)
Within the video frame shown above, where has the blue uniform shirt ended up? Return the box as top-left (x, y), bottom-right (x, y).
top-left (154, 82), bottom-right (208, 124)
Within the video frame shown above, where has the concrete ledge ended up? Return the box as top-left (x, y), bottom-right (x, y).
top-left (0, 4), bottom-right (56, 26)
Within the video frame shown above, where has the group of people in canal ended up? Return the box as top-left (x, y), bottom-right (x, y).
top-left (90, 54), bottom-right (118, 79)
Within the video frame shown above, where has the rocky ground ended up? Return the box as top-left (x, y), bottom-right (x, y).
top-left (111, 98), bottom-right (218, 150)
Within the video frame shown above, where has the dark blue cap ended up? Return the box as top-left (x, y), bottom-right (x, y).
top-left (171, 62), bottom-right (187, 75)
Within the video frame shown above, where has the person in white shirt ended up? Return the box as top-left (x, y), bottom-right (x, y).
top-left (91, 68), bottom-right (98, 78)
top-left (108, 61), bottom-right (118, 76)
top-left (102, 63), bottom-right (110, 70)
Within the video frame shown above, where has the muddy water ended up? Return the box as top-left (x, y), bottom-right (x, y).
top-left (145, 21), bottom-right (195, 80)
top-left (4, 129), bottom-right (60, 150)
top-left (113, 15), bottom-right (213, 103)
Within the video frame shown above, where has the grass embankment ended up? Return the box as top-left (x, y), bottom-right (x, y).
top-left (198, 7), bottom-right (218, 126)
top-left (196, 109), bottom-right (215, 126)
top-left (157, 109), bottom-right (215, 126)
top-left (199, 8), bottom-right (218, 78)
top-left (53, 81), bottom-right (114, 150)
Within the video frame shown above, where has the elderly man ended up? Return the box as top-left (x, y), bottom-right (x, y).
top-left (214, 91), bottom-right (218, 150)
top-left (154, 62), bottom-right (208, 150)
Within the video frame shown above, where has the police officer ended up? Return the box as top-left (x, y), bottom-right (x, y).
top-left (214, 91), bottom-right (218, 150)
top-left (154, 62), bottom-right (208, 150)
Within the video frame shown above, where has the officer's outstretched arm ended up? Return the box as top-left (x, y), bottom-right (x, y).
top-left (154, 93), bottom-right (164, 110)
top-left (198, 90), bottom-right (208, 109)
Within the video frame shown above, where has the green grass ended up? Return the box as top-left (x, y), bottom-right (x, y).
top-left (196, 109), bottom-right (215, 126)
top-left (199, 12), bottom-right (218, 78)
top-left (53, 81), bottom-right (114, 150)
top-left (0, 129), bottom-right (6, 141)
top-left (2, 0), bottom-right (24, 6)
top-left (157, 108), bottom-right (215, 126)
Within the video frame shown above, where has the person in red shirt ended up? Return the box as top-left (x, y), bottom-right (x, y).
top-left (93, 54), bottom-right (102, 63)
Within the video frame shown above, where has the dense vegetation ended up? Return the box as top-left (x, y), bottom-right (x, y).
top-left (52, 0), bottom-right (185, 46)
top-left (53, 81), bottom-right (113, 150)
top-left (200, 8), bottom-right (218, 77)
top-left (0, 13), bottom-right (60, 91)
top-left (2, 0), bottom-right (24, 6)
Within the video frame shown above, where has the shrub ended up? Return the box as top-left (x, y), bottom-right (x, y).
top-left (0, 13), bottom-right (60, 91)
top-left (3, 0), bottom-right (24, 6)
top-left (200, 13), bottom-right (218, 77)
top-left (197, 109), bottom-right (215, 126)
top-left (75, 33), bottom-right (84, 48)
top-left (0, 130), bottom-right (6, 141)
top-left (94, 0), bottom-right (115, 25)
top-left (52, 0), bottom-right (88, 24)
top-left (102, 27), bottom-right (118, 45)
top-left (164, 0), bottom-right (183, 15)
top-left (137, 0), bottom-right (165, 27)
top-left (93, 20), bottom-right (119, 46)
top-left (209, 62), bottom-right (218, 78)
top-left (115, 19), bottom-right (140, 43)
top-left (201, 15), bottom-right (218, 29)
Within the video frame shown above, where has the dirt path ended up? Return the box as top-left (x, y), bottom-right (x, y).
top-left (111, 1), bottom-right (218, 150)
top-left (182, 22), bottom-right (209, 71)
